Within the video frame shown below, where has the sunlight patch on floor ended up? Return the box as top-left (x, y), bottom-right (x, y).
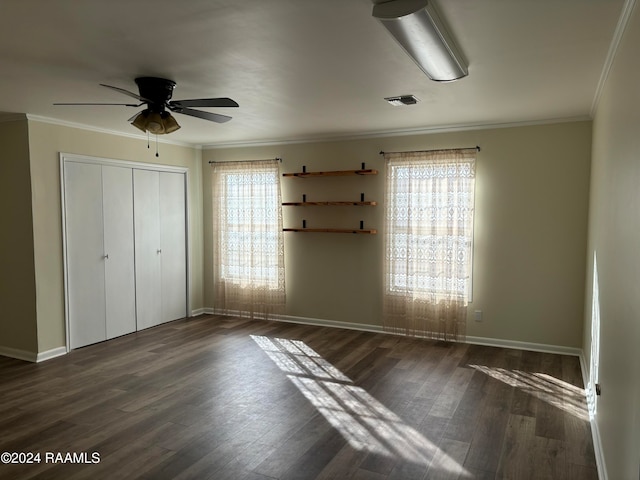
top-left (251, 335), bottom-right (471, 477)
top-left (470, 364), bottom-right (589, 420)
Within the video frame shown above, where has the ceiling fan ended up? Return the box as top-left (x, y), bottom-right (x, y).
top-left (55, 77), bottom-right (238, 135)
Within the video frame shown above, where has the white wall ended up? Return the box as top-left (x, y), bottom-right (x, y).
top-left (583, 2), bottom-right (640, 478)
top-left (204, 120), bottom-right (592, 350)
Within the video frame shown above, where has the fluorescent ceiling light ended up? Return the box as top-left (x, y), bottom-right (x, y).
top-left (373, 0), bottom-right (468, 82)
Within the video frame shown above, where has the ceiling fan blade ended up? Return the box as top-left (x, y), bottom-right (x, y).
top-left (172, 106), bottom-right (232, 123)
top-left (169, 98), bottom-right (239, 108)
top-left (127, 111), bottom-right (143, 122)
top-left (54, 102), bottom-right (141, 107)
top-left (100, 83), bottom-right (152, 103)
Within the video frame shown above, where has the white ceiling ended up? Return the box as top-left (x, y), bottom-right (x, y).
top-left (0, 0), bottom-right (624, 147)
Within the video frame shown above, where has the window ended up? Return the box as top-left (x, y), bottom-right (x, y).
top-left (382, 148), bottom-right (476, 340)
top-left (211, 160), bottom-right (285, 318)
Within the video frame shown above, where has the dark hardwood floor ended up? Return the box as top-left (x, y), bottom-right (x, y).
top-left (0, 315), bottom-right (598, 479)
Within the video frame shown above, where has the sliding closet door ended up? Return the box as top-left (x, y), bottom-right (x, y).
top-left (63, 156), bottom-right (189, 349)
top-left (159, 171), bottom-right (187, 323)
top-left (63, 162), bottom-right (106, 349)
top-left (102, 165), bottom-right (136, 339)
top-left (134, 169), bottom-right (162, 330)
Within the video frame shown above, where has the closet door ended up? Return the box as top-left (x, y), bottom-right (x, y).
top-left (133, 169), bottom-right (162, 330)
top-left (159, 171), bottom-right (187, 322)
top-left (63, 162), bottom-right (106, 349)
top-left (102, 165), bottom-right (136, 339)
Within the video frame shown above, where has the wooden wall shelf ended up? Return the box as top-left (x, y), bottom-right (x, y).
top-left (282, 169), bottom-right (378, 178)
top-left (282, 201), bottom-right (377, 206)
top-left (283, 228), bottom-right (377, 234)
top-left (282, 165), bottom-right (377, 234)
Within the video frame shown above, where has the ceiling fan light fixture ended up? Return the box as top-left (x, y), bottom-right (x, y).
top-left (161, 111), bottom-right (181, 134)
top-left (130, 109), bottom-right (181, 135)
top-left (146, 111), bottom-right (165, 135)
top-left (131, 110), bottom-right (150, 133)
top-left (373, 0), bottom-right (468, 82)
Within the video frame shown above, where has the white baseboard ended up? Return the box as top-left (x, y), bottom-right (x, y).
top-left (273, 313), bottom-right (385, 334)
top-left (0, 346), bottom-right (38, 362)
top-left (465, 335), bottom-right (582, 357)
top-left (0, 345), bottom-right (67, 363)
top-left (590, 421), bottom-right (607, 480)
top-left (206, 310), bottom-right (583, 356)
top-left (276, 314), bottom-right (583, 356)
top-left (36, 346), bottom-right (67, 362)
top-left (579, 352), bottom-right (608, 480)
top-left (190, 308), bottom-right (209, 316)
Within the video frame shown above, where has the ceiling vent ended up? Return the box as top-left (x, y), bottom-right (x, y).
top-left (385, 95), bottom-right (420, 106)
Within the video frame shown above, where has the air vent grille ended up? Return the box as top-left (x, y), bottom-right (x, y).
top-left (384, 95), bottom-right (420, 106)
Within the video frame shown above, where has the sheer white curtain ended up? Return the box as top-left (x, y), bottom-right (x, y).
top-left (211, 160), bottom-right (285, 319)
top-left (383, 148), bottom-right (476, 341)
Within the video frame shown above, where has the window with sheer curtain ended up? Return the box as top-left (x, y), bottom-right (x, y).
top-left (211, 160), bottom-right (285, 319)
top-left (383, 148), bottom-right (476, 341)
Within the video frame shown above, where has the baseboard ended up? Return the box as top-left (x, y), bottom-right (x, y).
top-left (272, 313), bottom-right (385, 334)
top-left (36, 347), bottom-right (67, 362)
top-left (190, 308), bottom-right (209, 316)
top-left (579, 352), bottom-right (608, 480)
top-left (465, 335), bottom-right (582, 357)
top-left (275, 314), bottom-right (582, 356)
top-left (207, 310), bottom-right (582, 356)
top-left (589, 410), bottom-right (608, 480)
top-left (0, 345), bottom-right (68, 363)
top-left (0, 346), bottom-right (38, 362)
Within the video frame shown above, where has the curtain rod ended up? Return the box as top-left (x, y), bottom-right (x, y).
top-left (208, 157), bottom-right (282, 164)
top-left (379, 146), bottom-right (480, 155)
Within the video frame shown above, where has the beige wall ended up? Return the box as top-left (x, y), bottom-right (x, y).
top-left (204, 120), bottom-right (592, 349)
top-left (584, 3), bottom-right (640, 478)
top-left (27, 120), bottom-right (203, 353)
top-left (0, 118), bottom-right (38, 352)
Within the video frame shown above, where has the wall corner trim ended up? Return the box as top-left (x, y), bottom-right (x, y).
top-left (590, 0), bottom-right (638, 116)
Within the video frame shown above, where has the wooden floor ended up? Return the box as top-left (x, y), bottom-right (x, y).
top-left (0, 315), bottom-right (598, 480)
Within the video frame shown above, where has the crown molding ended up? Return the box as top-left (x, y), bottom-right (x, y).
top-left (19, 113), bottom-right (592, 152)
top-left (25, 114), bottom-right (194, 148)
top-left (202, 115), bottom-right (592, 150)
top-left (590, 0), bottom-right (637, 116)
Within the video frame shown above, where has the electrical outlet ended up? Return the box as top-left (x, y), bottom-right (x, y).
top-left (474, 310), bottom-right (483, 322)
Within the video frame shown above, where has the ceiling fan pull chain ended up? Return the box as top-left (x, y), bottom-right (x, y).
top-left (155, 135), bottom-right (159, 157)
top-left (147, 130), bottom-right (150, 150)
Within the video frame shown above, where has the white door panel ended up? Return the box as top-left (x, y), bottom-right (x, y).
top-left (64, 162), bottom-right (106, 349)
top-left (102, 165), bottom-right (136, 339)
top-left (159, 171), bottom-right (187, 323)
top-left (134, 169), bottom-right (162, 330)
